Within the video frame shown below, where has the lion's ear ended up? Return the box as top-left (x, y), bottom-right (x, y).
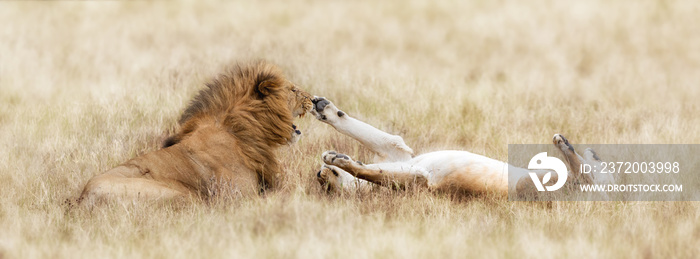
top-left (256, 79), bottom-right (277, 97)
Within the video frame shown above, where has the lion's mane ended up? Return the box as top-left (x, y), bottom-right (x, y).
top-left (164, 61), bottom-right (296, 188)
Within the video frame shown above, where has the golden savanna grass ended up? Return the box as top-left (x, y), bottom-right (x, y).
top-left (1, 1), bottom-right (699, 258)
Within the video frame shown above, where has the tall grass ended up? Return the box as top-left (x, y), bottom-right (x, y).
top-left (1, 1), bottom-right (699, 258)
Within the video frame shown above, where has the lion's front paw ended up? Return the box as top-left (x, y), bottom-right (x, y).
top-left (288, 124), bottom-right (302, 144)
top-left (311, 97), bottom-right (346, 124)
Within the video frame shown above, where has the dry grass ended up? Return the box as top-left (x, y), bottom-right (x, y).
top-left (1, 1), bottom-right (700, 258)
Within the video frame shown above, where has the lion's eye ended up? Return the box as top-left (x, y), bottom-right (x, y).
top-left (291, 89), bottom-right (297, 92)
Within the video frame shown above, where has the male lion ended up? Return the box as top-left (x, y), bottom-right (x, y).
top-left (311, 97), bottom-right (613, 197)
top-left (79, 61), bottom-right (313, 204)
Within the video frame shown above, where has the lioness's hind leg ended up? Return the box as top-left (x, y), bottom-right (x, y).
top-left (553, 134), bottom-right (593, 184)
top-left (322, 151), bottom-right (428, 190)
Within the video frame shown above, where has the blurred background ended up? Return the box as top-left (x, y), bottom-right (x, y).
top-left (1, 1), bottom-right (699, 258)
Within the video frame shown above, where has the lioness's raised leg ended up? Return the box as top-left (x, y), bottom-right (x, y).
top-left (553, 134), bottom-right (594, 184)
top-left (321, 151), bottom-right (428, 190)
top-left (312, 97), bottom-right (413, 163)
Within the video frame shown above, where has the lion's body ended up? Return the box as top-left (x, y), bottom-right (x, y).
top-left (79, 61), bottom-right (312, 204)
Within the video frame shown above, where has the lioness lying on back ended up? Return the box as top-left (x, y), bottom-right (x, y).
top-left (311, 97), bottom-right (613, 197)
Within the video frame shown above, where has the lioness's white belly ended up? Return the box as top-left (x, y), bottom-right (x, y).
top-left (407, 150), bottom-right (526, 193)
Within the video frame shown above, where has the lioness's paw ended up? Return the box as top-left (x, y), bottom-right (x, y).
top-left (322, 151), bottom-right (354, 167)
top-left (316, 165), bottom-right (340, 192)
top-left (583, 148), bottom-right (603, 163)
top-left (553, 134), bottom-right (573, 152)
top-left (311, 97), bottom-right (346, 124)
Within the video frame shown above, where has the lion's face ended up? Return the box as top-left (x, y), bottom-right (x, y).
top-left (287, 84), bottom-right (313, 118)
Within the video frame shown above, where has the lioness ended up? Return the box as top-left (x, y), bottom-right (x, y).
top-left (79, 61), bottom-right (313, 204)
top-left (311, 97), bottom-right (613, 197)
